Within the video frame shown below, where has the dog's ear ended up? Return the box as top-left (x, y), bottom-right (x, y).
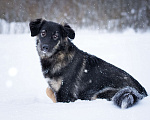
top-left (29, 18), bottom-right (44, 37)
top-left (62, 23), bottom-right (75, 39)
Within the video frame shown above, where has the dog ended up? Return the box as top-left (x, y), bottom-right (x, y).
top-left (29, 18), bottom-right (147, 108)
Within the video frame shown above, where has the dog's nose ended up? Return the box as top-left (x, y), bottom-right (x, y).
top-left (42, 44), bottom-right (49, 52)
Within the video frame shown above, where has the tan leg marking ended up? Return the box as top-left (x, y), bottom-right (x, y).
top-left (46, 87), bottom-right (57, 103)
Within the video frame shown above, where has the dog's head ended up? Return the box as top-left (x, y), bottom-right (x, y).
top-left (29, 18), bottom-right (75, 59)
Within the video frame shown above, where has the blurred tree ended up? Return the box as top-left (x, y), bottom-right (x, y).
top-left (0, 0), bottom-right (150, 33)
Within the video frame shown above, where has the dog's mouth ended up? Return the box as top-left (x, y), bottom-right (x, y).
top-left (42, 50), bottom-right (47, 54)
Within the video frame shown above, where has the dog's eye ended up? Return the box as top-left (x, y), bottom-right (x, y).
top-left (53, 32), bottom-right (59, 40)
top-left (53, 35), bottom-right (58, 40)
top-left (41, 30), bottom-right (46, 37)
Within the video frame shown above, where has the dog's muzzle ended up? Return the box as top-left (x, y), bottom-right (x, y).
top-left (37, 41), bottom-right (61, 59)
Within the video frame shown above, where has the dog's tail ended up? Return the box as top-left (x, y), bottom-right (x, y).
top-left (112, 86), bottom-right (147, 109)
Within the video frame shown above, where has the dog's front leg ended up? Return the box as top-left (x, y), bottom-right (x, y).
top-left (46, 87), bottom-right (57, 103)
top-left (56, 90), bottom-right (77, 103)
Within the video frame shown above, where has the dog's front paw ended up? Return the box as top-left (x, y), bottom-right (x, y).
top-left (46, 87), bottom-right (57, 103)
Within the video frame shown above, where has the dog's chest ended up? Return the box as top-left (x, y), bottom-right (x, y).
top-left (46, 78), bottom-right (62, 92)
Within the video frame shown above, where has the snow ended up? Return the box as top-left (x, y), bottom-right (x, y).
top-left (0, 19), bottom-right (29, 34)
top-left (84, 69), bottom-right (88, 73)
top-left (0, 30), bottom-right (150, 120)
top-left (8, 67), bottom-right (18, 77)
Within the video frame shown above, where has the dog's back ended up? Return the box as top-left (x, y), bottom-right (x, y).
top-left (78, 54), bottom-right (147, 108)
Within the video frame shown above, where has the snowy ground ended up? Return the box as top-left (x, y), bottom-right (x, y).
top-left (0, 30), bottom-right (150, 120)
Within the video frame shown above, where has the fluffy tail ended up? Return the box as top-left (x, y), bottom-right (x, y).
top-left (112, 86), bottom-right (145, 109)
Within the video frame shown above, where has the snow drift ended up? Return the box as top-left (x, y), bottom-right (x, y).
top-left (0, 30), bottom-right (149, 120)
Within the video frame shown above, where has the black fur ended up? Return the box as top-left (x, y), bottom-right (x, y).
top-left (29, 19), bottom-right (147, 108)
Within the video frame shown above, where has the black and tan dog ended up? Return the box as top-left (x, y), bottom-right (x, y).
top-left (29, 18), bottom-right (147, 108)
